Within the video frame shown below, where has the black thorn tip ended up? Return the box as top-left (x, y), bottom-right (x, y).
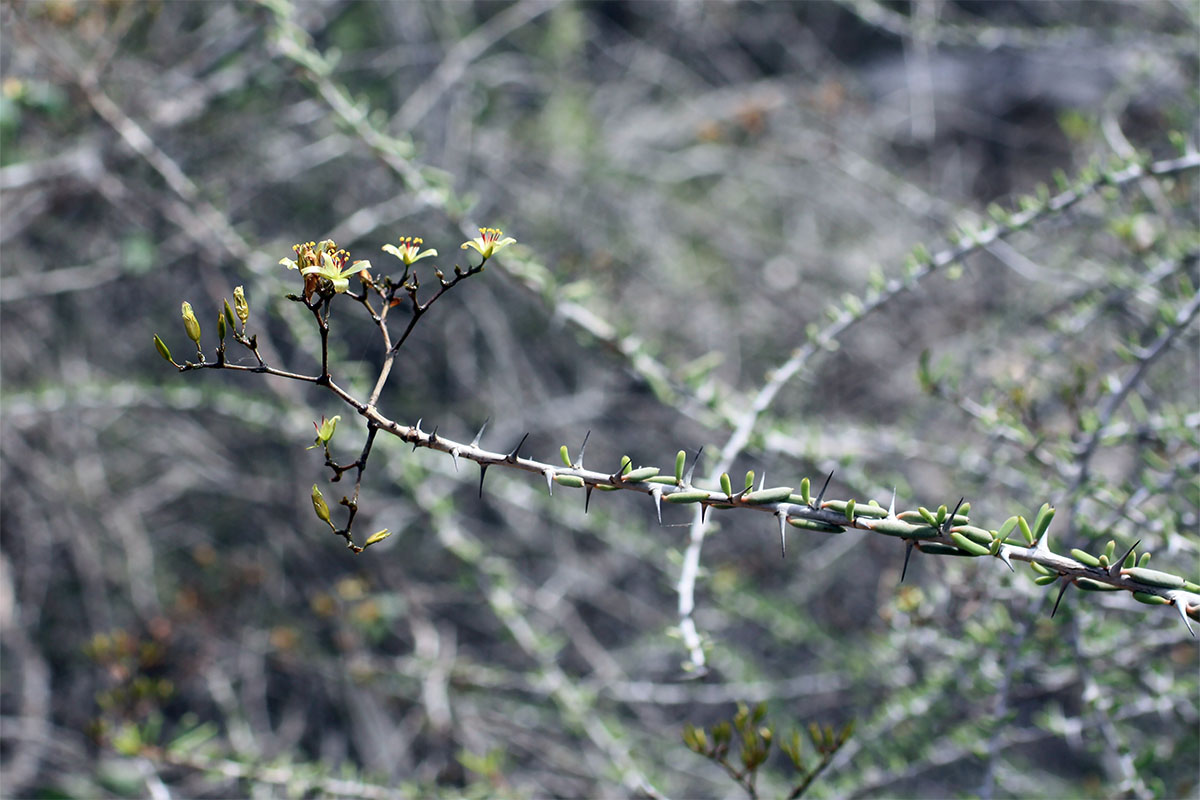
top-left (1051, 579), bottom-right (1070, 618)
top-left (700, 503), bottom-right (709, 524)
top-left (684, 446), bottom-right (703, 486)
top-left (478, 464), bottom-right (488, 498)
top-left (506, 432), bottom-right (530, 463)
top-left (1117, 539), bottom-right (1141, 569)
top-left (943, 497), bottom-right (966, 534)
top-left (813, 470), bottom-right (834, 507)
top-left (576, 430), bottom-right (591, 468)
top-left (901, 541), bottom-right (914, 583)
top-left (585, 485), bottom-right (594, 513)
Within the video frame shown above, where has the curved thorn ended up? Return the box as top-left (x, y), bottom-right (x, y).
top-left (684, 446), bottom-right (703, 486)
top-left (1050, 579), bottom-right (1070, 618)
top-left (478, 464), bottom-right (488, 498)
top-left (813, 470), bottom-right (834, 507)
top-left (412, 418), bottom-right (424, 452)
top-left (888, 488), bottom-right (897, 518)
top-left (506, 432), bottom-right (530, 463)
top-left (901, 541), bottom-right (914, 583)
top-left (449, 447), bottom-right (461, 472)
top-left (429, 425), bottom-right (439, 443)
top-left (584, 484), bottom-right (594, 513)
top-left (470, 416), bottom-right (490, 448)
top-left (700, 503), bottom-right (709, 524)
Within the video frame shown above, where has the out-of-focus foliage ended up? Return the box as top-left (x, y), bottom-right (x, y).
top-left (1, 1), bottom-right (1197, 798)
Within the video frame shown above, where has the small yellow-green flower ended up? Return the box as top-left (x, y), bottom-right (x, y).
top-left (233, 285), bottom-right (249, 327)
top-left (382, 236), bottom-right (437, 265)
top-left (460, 227), bottom-right (516, 259)
top-left (308, 414), bottom-right (341, 449)
top-left (301, 250), bottom-right (371, 294)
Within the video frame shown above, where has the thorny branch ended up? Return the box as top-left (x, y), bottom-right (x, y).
top-left (160, 153), bottom-right (1200, 676)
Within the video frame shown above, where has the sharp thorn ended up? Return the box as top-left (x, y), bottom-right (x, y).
top-left (1115, 539), bottom-right (1141, 572)
top-left (943, 497), bottom-right (965, 534)
top-left (576, 430), bottom-right (591, 469)
top-left (470, 416), bottom-right (490, 448)
top-left (506, 432), bottom-right (530, 463)
top-left (700, 503), bottom-right (709, 524)
top-left (888, 488), bottom-right (897, 518)
top-left (684, 446), bottom-right (703, 486)
top-left (412, 418), bottom-right (423, 452)
top-left (449, 448), bottom-right (460, 472)
top-left (901, 541), bottom-right (914, 583)
top-left (652, 488), bottom-right (663, 524)
top-left (585, 485), bottom-right (594, 513)
top-left (544, 469), bottom-right (554, 496)
top-left (1050, 579), bottom-right (1070, 618)
top-left (478, 464), bottom-right (488, 498)
top-left (758, 472), bottom-right (766, 492)
top-left (1171, 595), bottom-right (1195, 637)
top-left (429, 425), bottom-right (438, 443)
top-left (777, 512), bottom-right (787, 558)
top-left (996, 547), bottom-right (1015, 573)
top-left (813, 470), bottom-right (834, 507)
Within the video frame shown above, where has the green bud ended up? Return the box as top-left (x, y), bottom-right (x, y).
top-left (217, 308), bottom-right (226, 342)
top-left (559, 445), bottom-right (571, 467)
top-left (223, 299), bottom-right (236, 331)
top-left (363, 529), bottom-right (392, 547)
top-left (553, 475), bottom-right (585, 488)
top-left (720, 473), bottom-right (733, 497)
top-left (843, 498), bottom-right (856, 521)
top-left (311, 484), bottom-right (333, 527)
top-left (674, 450), bottom-right (686, 482)
top-left (181, 302), bottom-right (201, 345)
top-left (799, 476), bottom-right (811, 504)
top-left (622, 466), bottom-right (660, 483)
top-left (153, 334), bottom-right (173, 364)
top-left (742, 487), bottom-right (794, 505)
top-left (233, 285), bottom-right (249, 327)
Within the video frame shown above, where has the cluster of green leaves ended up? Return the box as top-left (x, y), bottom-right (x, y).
top-left (682, 702), bottom-right (853, 800)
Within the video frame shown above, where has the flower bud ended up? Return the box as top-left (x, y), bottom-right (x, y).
top-left (311, 484), bottom-right (333, 527)
top-left (153, 334), bottom-right (173, 363)
top-left (233, 286), bottom-right (249, 327)
top-left (181, 302), bottom-right (201, 345)
top-left (217, 308), bottom-right (226, 342)
top-left (223, 299), bottom-right (236, 331)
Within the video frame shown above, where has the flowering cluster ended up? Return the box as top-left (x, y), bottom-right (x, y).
top-left (279, 239), bottom-right (369, 297)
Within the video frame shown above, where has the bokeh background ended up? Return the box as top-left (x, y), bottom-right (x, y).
top-left (2, 1), bottom-right (1198, 798)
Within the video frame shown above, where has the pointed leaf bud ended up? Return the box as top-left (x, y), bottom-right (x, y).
top-left (363, 529), bottom-right (392, 547)
top-left (311, 484), bottom-right (333, 527)
top-left (181, 302), bottom-right (201, 344)
top-left (223, 299), bottom-right (236, 331)
top-left (217, 308), bottom-right (226, 342)
top-left (153, 334), bottom-right (173, 364)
